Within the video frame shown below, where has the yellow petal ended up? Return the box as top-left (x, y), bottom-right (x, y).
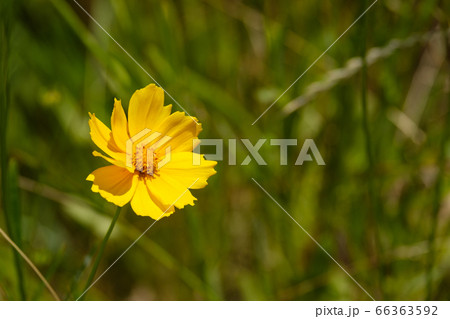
top-left (87, 165), bottom-right (137, 206)
top-left (152, 112), bottom-right (201, 155)
top-left (92, 151), bottom-right (133, 173)
top-left (128, 84), bottom-right (172, 137)
top-left (89, 113), bottom-right (126, 162)
top-left (147, 173), bottom-right (196, 209)
top-left (111, 99), bottom-right (129, 152)
top-left (130, 178), bottom-right (174, 219)
top-left (159, 152), bottom-right (217, 189)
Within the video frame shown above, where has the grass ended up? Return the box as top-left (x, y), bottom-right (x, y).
top-left (359, 0), bottom-right (379, 299)
top-left (79, 205), bottom-right (122, 300)
top-left (1, 2), bottom-right (27, 300)
top-left (0, 0), bottom-right (449, 300)
top-left (426, 23), bottom-right (450, 300)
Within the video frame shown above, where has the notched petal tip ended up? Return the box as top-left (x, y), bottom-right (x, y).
top-left (208, 160), bottom-right (218, 168)
top-left (86, 166), bottom-right (137, 207)
top-left (128, 84), bottom-right (168, 136)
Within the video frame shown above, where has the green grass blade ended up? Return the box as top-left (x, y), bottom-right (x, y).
top-left (4, 160), bottom-right (26, 300)
top-left (1, 2), bottom-right (26, 300)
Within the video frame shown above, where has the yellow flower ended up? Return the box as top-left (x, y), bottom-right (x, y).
top-left (86, 84), bottom-right (217, 219)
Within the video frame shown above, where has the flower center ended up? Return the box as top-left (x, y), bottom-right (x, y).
top-left (133, 146), bottom-right (160, 178)
top-left (126, 128), bottom-right (172, 178)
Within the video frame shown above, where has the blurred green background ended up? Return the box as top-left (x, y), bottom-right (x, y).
top-left (0, 0), bottom-right (449, 300)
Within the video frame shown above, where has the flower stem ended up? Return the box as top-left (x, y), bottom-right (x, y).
top-left (81, 206), bottom-right (122, 300)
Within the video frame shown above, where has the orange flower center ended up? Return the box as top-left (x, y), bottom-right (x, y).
top-left (131, 146), bottom-right (160, 178)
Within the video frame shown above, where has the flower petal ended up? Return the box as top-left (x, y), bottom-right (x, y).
top-left (89, 113), bottom-right (126, 162)
top-left (87, 165), bottom-right (137, 206)
top-left (130, 178), bottom-right (174, 219)
top-left (92, 151), bottom-right (133, 173)
top-left (128, 84), bottom-right (172, 137)
top-left (153, 112), bottom-right (202, 154)
top-left (159, 152), bottom-right (217, 189)
top-left (147, 173), bottom-right (196, 209)
top-left (111, 98), bottom-right (129, 152)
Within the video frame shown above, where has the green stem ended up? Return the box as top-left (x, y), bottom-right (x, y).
top-left (360, 0), bottom-right (382, 299)
top-left (80, 206), bottom-right (122, 300)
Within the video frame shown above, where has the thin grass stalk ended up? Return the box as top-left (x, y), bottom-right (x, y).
top-left (79, 205), bottom-right (122, 300)
top-left (426, 26), bottom-right (450, 300)
top-left (359, 0), bottom-right (383, 299)
top-left (0, 226), bottom-right (60, 301)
